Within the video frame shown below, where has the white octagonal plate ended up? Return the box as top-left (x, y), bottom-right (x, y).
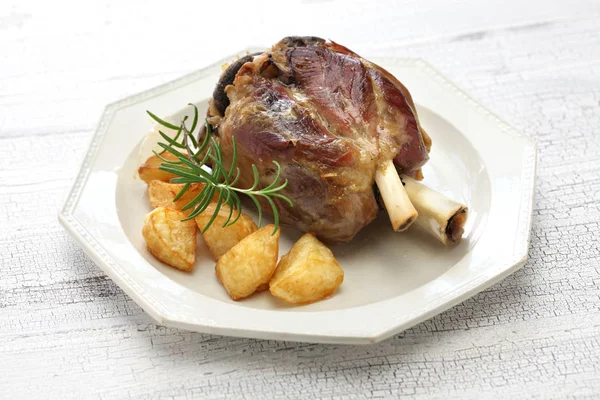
top-left (59, 51), bottom-right (536, 344)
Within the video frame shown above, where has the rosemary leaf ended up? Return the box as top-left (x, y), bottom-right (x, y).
top-left (147, 106), bottom-right (292, 234)
top-left (147, 111), bottom-right (181, 130)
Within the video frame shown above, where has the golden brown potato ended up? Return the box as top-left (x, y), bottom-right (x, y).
top-left (147, 181), bottom-right (204, 212)
top-left (195, 203), bottom-right (258, 260)
top-left (269, 233), bottom-right (343, 304)
top-left (255, 283), bottom-right (270, 292)
top-left (215, 225), bottom-right (279, 300)
top-left (138, 152), bottom-right (178, 183)
top-left (142, 207), bottom-right (197, 272)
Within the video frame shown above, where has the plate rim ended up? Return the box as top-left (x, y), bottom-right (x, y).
top-left (59, 51), bottom-right (537, 344)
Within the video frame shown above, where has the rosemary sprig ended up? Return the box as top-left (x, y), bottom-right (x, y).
top-left (147, 104), bottom-right (292, 235)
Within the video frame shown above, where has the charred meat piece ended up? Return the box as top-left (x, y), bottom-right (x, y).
top-left (212, 52), bottom-right (263, 116)
top-left (207, 37), bottom-right (431, 242)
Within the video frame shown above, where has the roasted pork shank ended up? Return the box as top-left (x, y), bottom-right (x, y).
top-left (206, 36), bottom-right (431, 242)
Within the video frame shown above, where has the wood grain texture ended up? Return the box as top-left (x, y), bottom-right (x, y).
top-left (1, 0), bottom-right (599, 398)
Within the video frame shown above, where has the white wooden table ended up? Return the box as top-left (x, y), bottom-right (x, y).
top-left (2, 1), bottom-right (599, 398)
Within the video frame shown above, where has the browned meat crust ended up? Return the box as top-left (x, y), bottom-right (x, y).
top-left (207, 37), bottom-right (430, 242)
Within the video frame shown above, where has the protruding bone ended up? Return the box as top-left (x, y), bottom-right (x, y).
top-left (401, 175), bottom-right (468, 246)
top-left (375, 160), bottom-right (418, 232)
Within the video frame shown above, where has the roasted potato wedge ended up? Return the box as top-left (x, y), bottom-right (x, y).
top-left (195, 203), bottom-right (258, 260)
top-left (269, 233), bottom-right (343, 304)
top-left (138, 152), bottom-right (178, 183)
top-left (215, 225), bottom-right (279, 300)
top-left (147, 181), bottom-right (204, 212)
top-left (142, 207), bottom-right (197, 272)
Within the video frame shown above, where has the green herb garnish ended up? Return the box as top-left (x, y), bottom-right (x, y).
top-left (147, 104), bottom-right (292, 235)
